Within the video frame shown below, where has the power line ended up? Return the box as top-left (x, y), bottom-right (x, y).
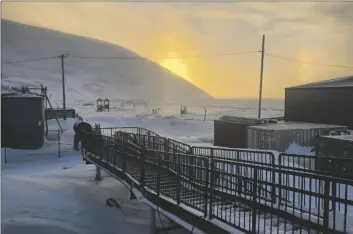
top-left (2, 55), bottom-right (60, 65)
top-left (70, 51), bottom-right (260, 60)
top-left (3, 51), bottom-right (353, 69)
top-left (265, 53), bottom-right (353, 69)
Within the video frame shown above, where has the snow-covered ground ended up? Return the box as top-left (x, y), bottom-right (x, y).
top-left (1, 118), bottom-right (191, 234)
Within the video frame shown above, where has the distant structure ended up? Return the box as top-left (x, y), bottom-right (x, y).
top-left (96, 98), bottom-right (111, 112)
top-left (103, 98), bottom-right (110, 112)
top-left (96, 98), bottom-right (103, 112)
top-left (120, 100), bottom-right (147, 112)
top-left (180, 105), bottom-right (188, 116)
top-left (285, 75), bottom-right (353, 129)
top-left (152, 108), bottom-right (161, 115)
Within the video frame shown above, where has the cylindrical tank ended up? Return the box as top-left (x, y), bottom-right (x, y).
top-left (73, 120), bottom-right (93, 141)
top-left (1, 94), bottom-right (45, 149)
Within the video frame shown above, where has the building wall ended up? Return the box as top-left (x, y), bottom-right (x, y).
top-left (285, 87), bottom-right (353, 129)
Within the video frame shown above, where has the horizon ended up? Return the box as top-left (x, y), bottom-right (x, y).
top-left (2, 2), bottom-right (353, 99)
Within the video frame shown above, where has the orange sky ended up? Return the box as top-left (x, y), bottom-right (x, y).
top-left (2, 2), bottom-right (353, 98)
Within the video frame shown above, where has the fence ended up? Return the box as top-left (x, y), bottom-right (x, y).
top-left (45, 108), bottom-right (76, 120)
top-left (82, 131), bottom-right (353, 234)
top-left (278, 153), bottom-right (353, 179)
top-left (97, 126), bottom-right (353, 179)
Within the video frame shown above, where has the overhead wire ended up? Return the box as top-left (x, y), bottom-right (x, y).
top-left (3, 51), bottom-right (353, 69)
top-left (70, 50), bottom-right (260, 60)
top-left (265, 53), bottom-right (353, 69)
top-left (2, 55), bottom-right (60, 65)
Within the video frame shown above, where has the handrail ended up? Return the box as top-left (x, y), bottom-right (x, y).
top-left (82, 128), bottom-right (353, 234)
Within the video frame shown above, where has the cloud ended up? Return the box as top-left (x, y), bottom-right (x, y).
top-left (2, 2), bottom-right (353, 98)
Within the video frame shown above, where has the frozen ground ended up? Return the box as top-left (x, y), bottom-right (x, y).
top-left (3, 112), bottom-right (352, 234)
top-left (1, 119), bottom-right (189, 234)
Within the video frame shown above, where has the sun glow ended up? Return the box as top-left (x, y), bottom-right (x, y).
top-left (159, 57), bottom-right (192, 83)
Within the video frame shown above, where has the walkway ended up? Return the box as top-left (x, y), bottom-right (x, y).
top-left (81, 126), bottom-right (353, 234)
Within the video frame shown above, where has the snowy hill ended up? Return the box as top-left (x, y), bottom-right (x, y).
top-left (1, 20), bottom-right (212, 105)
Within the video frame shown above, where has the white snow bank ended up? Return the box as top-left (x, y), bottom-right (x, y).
top-left (285, 142), bottom-right (315, 156)
top-left (2, 155), bottom-right (157, 234)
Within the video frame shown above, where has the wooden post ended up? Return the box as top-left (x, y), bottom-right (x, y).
top-left (45, 87), bottom-right (49, 137)
top-left (150, 208), bottom-right (156, 234)
top-left (95, 166), bottom-right (102, 181)
top-left (204, 106), bottom-right (207, 121)
top-left (60, 54), bottom-right (68, 120)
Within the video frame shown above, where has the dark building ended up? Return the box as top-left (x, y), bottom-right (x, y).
top-left (1, 93), bottom-right (45, 149)
top-left (285, 76), bottom-right (353, 129)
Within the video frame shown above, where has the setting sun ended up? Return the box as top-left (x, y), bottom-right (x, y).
top-left (159, 57), bottom-right (192, 83)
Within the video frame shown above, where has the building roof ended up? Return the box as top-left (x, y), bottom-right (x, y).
top-left (248, 121), bottom-right (347, 131)
top-left (286, 75), bottom-right (353, 89)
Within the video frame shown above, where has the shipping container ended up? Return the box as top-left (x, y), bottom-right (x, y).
top-left (247, 121), bottom-right (348, 152)
top-left (214, 116), bottom-right (265, 148)
top-left (315, 135), bottom-right (353, 175)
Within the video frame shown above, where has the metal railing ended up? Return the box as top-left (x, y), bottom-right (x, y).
top-left (278, 153), bottom-right (353, 179)
top-left (82, 131), bottom-right (353, 234)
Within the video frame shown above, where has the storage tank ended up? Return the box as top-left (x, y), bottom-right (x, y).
top-left (1, 94), bottom-right (45, 149)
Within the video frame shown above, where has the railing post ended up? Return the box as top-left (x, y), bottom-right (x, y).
top-left (164, 138), bottom-right (169, 152)
top-left (140, 150), bottom-right (145, 189)
top-left (251, 168), bottom-right (258, 233)
top-left (271, 153), bottom-right (276, 204)
top-left (134, 134), bottom-right (137, 145)
top-left (208, 156), bottom-right (214, 219)
top-left (236, 151), bottom-right (241, 194)
top-left (204, 157), bottom-right (209, 218)
top-left (331, 158), bottom-right (337, 212)
top-left (122, 137), bottom-right (127, 172)
top-left (323, 179), bottom-right (330, 232)
top-left (95, 166), bottom-right (102, 181)
top-left (113, 138), bottom-right (117, 166)
top-left (100, 136), bottom-right (103, 160)
top-left (189, 154), bottom-right (194, 179)
top-left (278, 153), bottom-right (283, 203)
top-left (176, 154), bottom-right (181, 205)
top-left (157, 152), bottom-right (161, 197)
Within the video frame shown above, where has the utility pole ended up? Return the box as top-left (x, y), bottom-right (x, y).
top-left (60, 53), bottom-right (68, 120)
top-left (258, 35), bottom-right (265, 119)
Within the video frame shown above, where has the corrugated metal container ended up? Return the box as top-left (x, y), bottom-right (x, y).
top-left (214, 117), bottom-right (265, 148)
top-left (247, 121), bottom-right (348, 152)
top-left (316, 134), bottom-right (353, 158)
top-left (315, 135), bottom-right (353, 175)
top-left (1, 94), bottom-right (45, 149)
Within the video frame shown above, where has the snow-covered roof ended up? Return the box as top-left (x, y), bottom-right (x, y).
top-left (248, 121), bottom-right (347, 131)
top-left (323, 134), bottom-right (353, 142)
top-left (286, 75), bottom-right (353, 89)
